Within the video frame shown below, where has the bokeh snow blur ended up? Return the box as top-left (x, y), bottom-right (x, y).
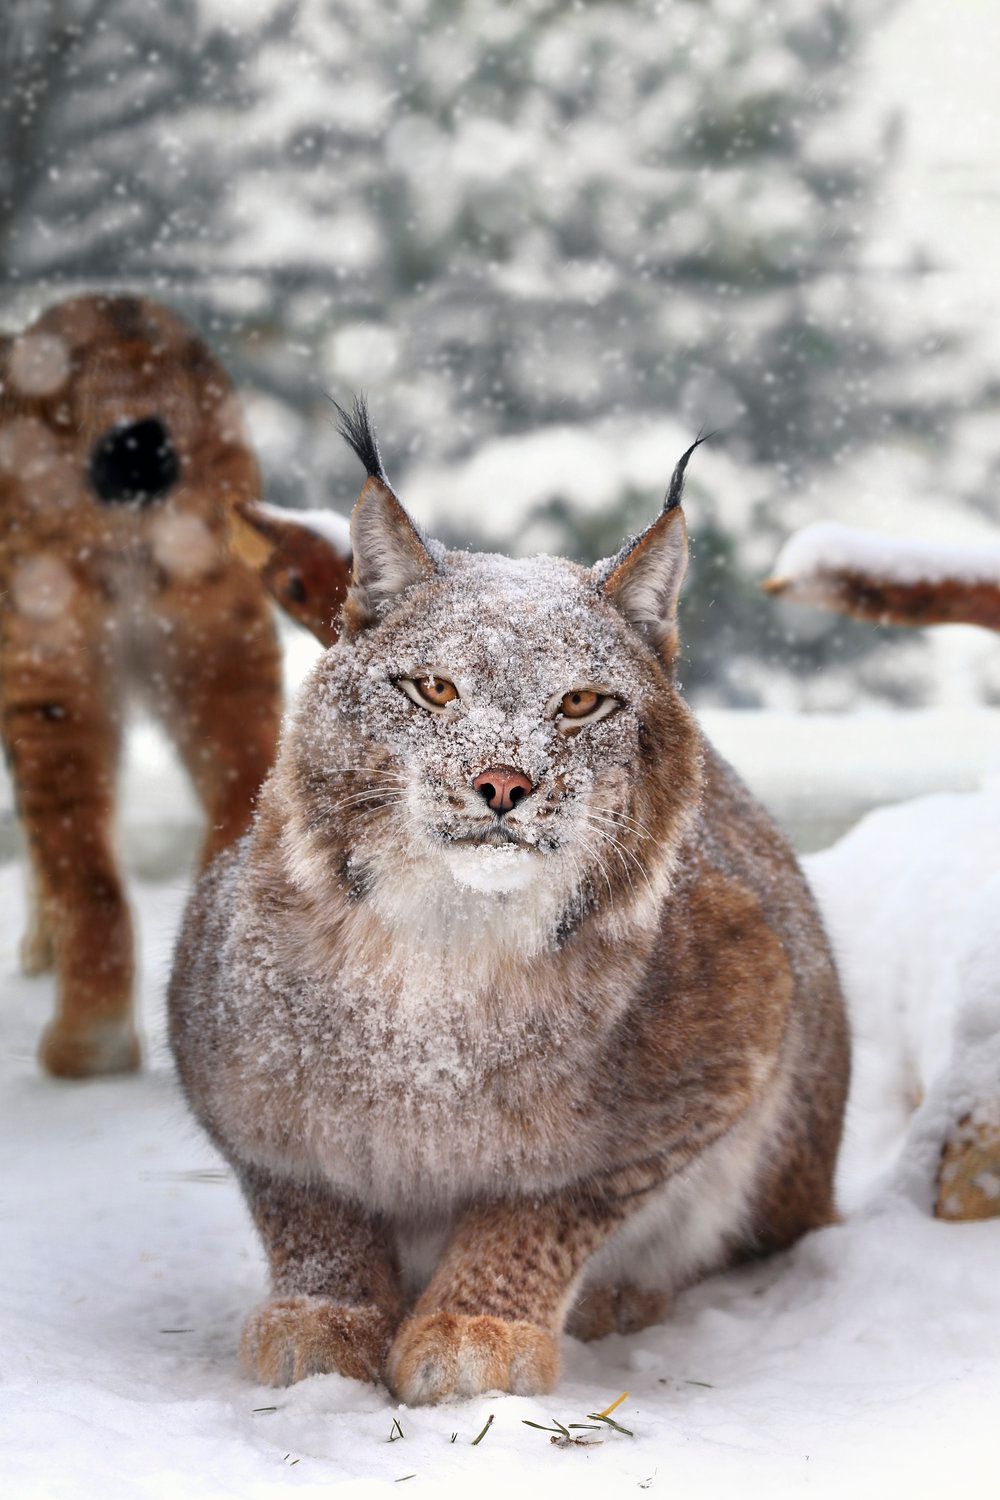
top-left (4, 0), bottom-right (1000, 710)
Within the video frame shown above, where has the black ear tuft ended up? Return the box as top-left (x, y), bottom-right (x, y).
top-left (664, 431), bottom-right (711, 513)
top-left (89, 416), bottom-right (179, 506)
top-left (329, 393), bottom-right (386, 483)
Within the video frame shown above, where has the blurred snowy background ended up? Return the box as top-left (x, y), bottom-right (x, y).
top-left (4, 0), bottom-right (1000, 715)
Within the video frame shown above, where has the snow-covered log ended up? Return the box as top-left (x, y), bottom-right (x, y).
top-left (764, 521), bottom-right (1000, 631)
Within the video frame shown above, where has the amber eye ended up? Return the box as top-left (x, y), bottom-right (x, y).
top-left (560, 689), bottom-right (600, 719)
top-left (416, 675), bottom-right (458, 707)
top-left (398, 673), bottom-right (460, 712)
top-left (551, 687), bottom-right (620, 734)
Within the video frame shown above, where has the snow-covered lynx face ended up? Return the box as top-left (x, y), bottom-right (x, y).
top-left (323, 551), bottom-right (674, 894)
top-left (283, 449), bottom-right (703, 946)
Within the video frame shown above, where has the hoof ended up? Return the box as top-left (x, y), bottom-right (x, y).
top-left (39, 1019), bottom-right (141, 1079)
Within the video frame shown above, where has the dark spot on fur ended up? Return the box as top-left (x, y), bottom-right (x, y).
top-left (89, 416), bottom-right (179, 506)
top-left (338, 853), bottom-right (375, 904)
top-left (554, 886), bottom-right (595, 948)
top-left (105, 296), bottom-right (145, 342)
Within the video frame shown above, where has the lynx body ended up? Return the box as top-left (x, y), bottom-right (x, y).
top-left (170, 410), bottom-right (849, 1402)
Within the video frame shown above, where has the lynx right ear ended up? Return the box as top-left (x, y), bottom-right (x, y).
top-left (598, 435), bottom-right (706, 663)
top-left (347, 476), bottom-right (437, 630)
top-left (330, 395), bottom-right (437, 631)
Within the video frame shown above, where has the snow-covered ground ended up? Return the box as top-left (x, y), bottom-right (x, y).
top-left (3, 696), bottom-right (999, 1498)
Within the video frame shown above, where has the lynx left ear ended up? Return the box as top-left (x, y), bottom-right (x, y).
top-left (599, 506), bottom-right (688, 659)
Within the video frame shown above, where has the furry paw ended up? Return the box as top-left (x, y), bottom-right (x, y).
top-left (566, 1284), bottom-right (670, 1342)
top-left (386, 1311), bottom-right (558, 1405)
top-left (38, 1019), bottom-right (140, 1078)
top-left (241, 1295), bottom-right (394, 1386)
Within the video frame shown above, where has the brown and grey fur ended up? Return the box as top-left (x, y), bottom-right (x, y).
top-left (0, 295), bottom-right (282, 1077)
top-left (169, 414), bottom-right (849, 1403)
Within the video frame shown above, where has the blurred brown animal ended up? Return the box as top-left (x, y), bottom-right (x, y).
top-left (0, 294), bottom-right (282, 1078)
top-left (229, 500), bottom-right (352, 648)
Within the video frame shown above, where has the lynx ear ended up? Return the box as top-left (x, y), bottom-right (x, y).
top-left (230, 499), bottom-right (353, 647)
top-left (347, 476), bottom-right (437, 628)
top-left (331, 392), bottom-right (438, 631)
top-left (599, 506), bottom-right (688, 659)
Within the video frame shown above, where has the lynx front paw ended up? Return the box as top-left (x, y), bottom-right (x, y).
top-left (386, 1311), bottom-right (558, 1405)
top-left (241, 1295), bottom-right (394, 1386)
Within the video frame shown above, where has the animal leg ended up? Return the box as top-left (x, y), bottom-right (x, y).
top-left (386, 1185), bottom-right (649, 1405)
top-left (566, 1283), bottom-right (671, 1342)
top-left (149, 575), bottom-right (282, 869)
top-left (238, 1165), bottom-right (403, 1386)
top-left (2, 627), bottom-right (136, 1077)
top-left (19, 856), bottom-right (55, 976)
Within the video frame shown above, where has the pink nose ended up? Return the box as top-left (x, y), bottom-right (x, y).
top-left (472, 765), bottom-right (534, 815)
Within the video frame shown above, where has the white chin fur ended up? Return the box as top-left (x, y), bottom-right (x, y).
top-left (443, 843), bottom-right (543, 893)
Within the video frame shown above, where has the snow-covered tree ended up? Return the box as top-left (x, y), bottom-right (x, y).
top-left (212, 0), bottom-right (964, 703)
top-left (0, 0), bottom-right (278, 281)
top-left (0, 0), bottom-right (974, 704)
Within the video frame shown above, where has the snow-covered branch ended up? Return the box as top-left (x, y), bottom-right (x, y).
top-left (765, 521), bottom-right (1000, 631)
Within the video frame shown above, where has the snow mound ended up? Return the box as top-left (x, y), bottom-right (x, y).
top-left (806, 777), bottom-right (1000, 1208)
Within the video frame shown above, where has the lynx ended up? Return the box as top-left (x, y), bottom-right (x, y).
top-left (169, 402), bottom-right (850, 1403)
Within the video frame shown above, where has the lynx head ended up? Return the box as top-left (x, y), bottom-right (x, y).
top-left (281, 401), bottom-right (704, 954)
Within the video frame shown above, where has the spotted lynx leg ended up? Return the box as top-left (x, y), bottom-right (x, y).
top-left (238, 1166), bottom-right (403, 1386)
top-left (386, 1195), bottom-right (634, 1404)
